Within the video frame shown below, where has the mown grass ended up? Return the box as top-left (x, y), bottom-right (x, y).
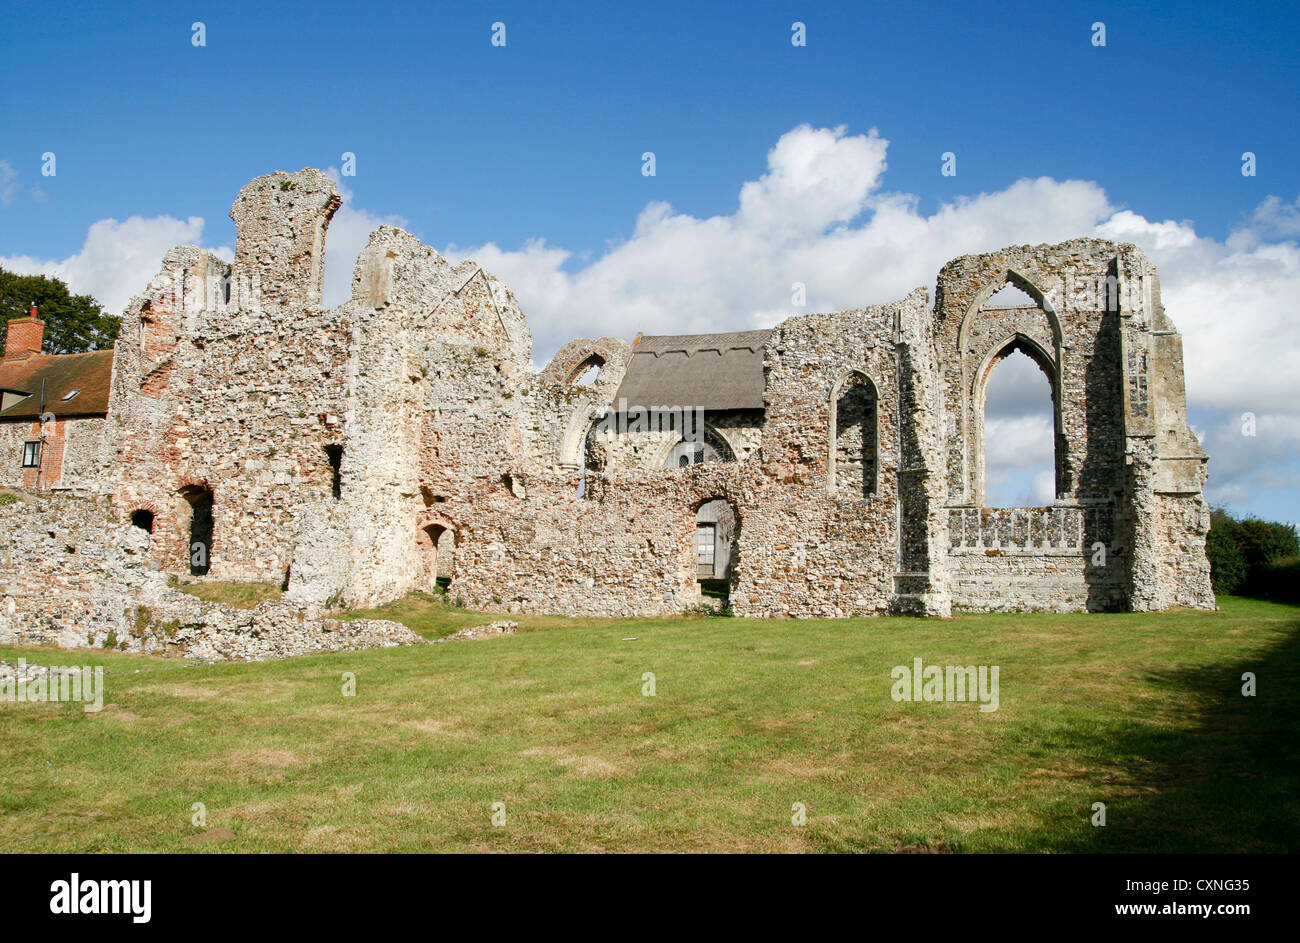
top-left (1, 595), bottom-right (1296, 853)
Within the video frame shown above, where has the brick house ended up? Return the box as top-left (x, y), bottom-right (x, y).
top-left (0, 304), bottom-right (113, 491)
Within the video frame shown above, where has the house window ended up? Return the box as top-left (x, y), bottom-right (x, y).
top-left (678, 445), bottom-right (704, 467)
top-left (21, 441), bottom-right (40, 468)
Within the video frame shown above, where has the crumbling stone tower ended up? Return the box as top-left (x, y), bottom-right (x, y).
top-left (98, 169), bottom-right (349, 583)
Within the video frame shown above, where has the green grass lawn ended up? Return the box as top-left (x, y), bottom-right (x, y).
top-left (1, 595), bottom-right (1297, 853)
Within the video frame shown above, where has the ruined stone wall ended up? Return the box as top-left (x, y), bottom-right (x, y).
top-left (934, 241), bottom-right (1128, 508)
top-left (930, 240), bottom-right (1196, 612)
top-left (284, 226), bottom-right (543, 610)
top-left (35, 167), bottom-right (1209, 623)
top-left (946, 506), bottom-right (1123, 611)
top-left (445, 293), bottom-right (938, 620)
top-left (0, 493), bottom-right (417, 661)
top-left (0, 423), bottom-right (35, 489)
top-left (57, 417), bottom-right (107, 490)
top-left (527, 336), bottom-right (632, 473)
top-left (925, 240), bottom-right (1214, 613)
top-left (411, 332), bottom-right (702, 618)
top-left (433, 472), bottom-right (703, 617)
top-left (1114, 253), bottom-right (1215, 610)
top-left (731, 298), bottom-right (911, 618)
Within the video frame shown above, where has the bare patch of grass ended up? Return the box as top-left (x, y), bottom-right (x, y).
top-left (176, 580), bottom-right (283, 609)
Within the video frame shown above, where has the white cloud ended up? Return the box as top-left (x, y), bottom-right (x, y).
top-left (983, 413), bottom-right (1057, 508)
top-left (984, 415), bottom-right (1055, 465)
top-left (1237, 194), bottom-right (1300, 240)
top-left (1095, 210), bottom-right (1300, 415)
top-left (736, 123), bottom-right (888, 234)
top-left (0, 215), bottom-right (232, 316)
top-left (446, 126), bottom-right (1116, 358)
top-left (321, 169), bottom-right (408, 309)
top-left (0, 160), bottom-right (47, 208)
top-left (1198, 410), bottom-right (1300, 513)
top-left (1092, 204), bottom-right (1300, 516)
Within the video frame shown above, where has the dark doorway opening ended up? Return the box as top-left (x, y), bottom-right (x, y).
top-left (181, 486), bottom-right (214, 576)
top-left (130, 509), bottom-right (155, 533)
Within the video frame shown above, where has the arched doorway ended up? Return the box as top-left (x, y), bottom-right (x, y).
top-left (418, 521), bottom-right (456, 594)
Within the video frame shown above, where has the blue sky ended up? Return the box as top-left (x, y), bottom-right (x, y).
top-left (3, 0), bottom-right (1299, 521)
top-left (4, 1), bottom-right (1297, 253)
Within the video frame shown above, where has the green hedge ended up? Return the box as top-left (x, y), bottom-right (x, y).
top-left (1207, 508), bottom-right (1299, 600)
top-left (1253, 556), bottom-right (1300, 604)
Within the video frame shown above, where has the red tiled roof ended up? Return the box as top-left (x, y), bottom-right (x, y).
top-left (0, 349), bottom-right (114, 420)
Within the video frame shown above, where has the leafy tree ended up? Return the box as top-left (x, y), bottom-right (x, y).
top-left (1206, 510), bottom-right (1247, 595)
top-left (1234, 516), bottom-right (1299, 572)
top-left (0, 267), bottom-right (120, 356)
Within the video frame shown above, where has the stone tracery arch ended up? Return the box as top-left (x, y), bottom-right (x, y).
top-left (956, 270), bottom-right (1067, 505)
top-left (558, 406), bottom-right (603, 470)
top-left (957, 268), bottom-right (1064, 354)
top-left (971, 332), bottom-right (1063, 506)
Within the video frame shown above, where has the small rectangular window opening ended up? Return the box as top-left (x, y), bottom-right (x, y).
top-left (325, 444), bottom-right (343, 499)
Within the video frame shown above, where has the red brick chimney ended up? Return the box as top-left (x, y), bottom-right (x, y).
top-left (4, 302), bottom-right (44, 362)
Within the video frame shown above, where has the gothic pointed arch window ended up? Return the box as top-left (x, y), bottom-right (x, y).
top-left (829, 371), bottom-right (878, 499)
top-left (976, 335), bottom-right (1060, 507)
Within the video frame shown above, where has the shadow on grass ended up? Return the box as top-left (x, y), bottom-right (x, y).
top-left (1043, 607), bottom-right (1300, 853)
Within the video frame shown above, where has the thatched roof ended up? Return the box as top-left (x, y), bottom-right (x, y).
top-left (614, 330), bottom-right (771, 411)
